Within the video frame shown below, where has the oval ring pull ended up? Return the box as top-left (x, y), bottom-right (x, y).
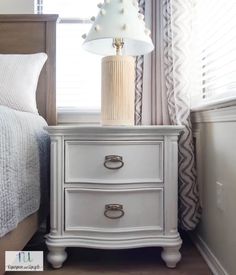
top-left (104, 155), bottom-right (124, 170)
top-left (104, 204), bottom-right (125, 219)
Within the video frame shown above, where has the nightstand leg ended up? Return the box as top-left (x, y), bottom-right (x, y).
top-left (47, 246), bottom-right (67, 269)
top-left (161, 245), bottom-right (182, 268)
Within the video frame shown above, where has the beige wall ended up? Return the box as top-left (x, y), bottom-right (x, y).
top-left (193, 117), bottom-right (236, 275)
top-left (0, 0), bottom-right (35, 14)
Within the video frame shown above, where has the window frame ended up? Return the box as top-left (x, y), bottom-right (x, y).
top-left (57, 108), bottom-right (100, 124)
top-left (56, 18), bottom-right (101, 124)
top-left (38, 0), bottom-right (101, 124)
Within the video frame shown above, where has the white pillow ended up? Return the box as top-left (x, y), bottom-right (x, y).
top-left (0, 53), bottom-right (47, 113)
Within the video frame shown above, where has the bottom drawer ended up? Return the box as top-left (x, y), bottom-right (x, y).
top-left (64, 188), bottom-right (163, 234)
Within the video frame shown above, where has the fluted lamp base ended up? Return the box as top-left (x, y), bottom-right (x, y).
top-left (101, 55), bottom-right (135, 126)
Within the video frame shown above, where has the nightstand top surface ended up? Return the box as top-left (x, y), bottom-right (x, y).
top-left (45, 125), bottom-right (184, 136)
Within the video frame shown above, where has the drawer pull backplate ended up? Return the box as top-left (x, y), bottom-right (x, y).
top-left (104, 204), bottom-right (125, 219)
top-left (104, 155), bottom-right (124, 170)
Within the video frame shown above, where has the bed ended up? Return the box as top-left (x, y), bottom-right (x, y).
top-left (0, 14), bottom-right (58, 274)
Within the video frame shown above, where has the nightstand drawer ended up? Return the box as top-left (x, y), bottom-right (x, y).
top-left (64, 188), bottom-right (163, 233)
top-left (64, 141), bottom-right (163, 184)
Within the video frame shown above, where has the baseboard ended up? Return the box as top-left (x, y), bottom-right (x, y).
top-left (190, 233), bottom-right (229, 275)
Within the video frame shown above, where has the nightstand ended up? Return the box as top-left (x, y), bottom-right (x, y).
top-left (45, 125), bottom-right (183, 269)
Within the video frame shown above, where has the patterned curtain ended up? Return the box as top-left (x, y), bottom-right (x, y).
top-left (135, 0), bottom-right (201, 230)
top-left (135, 0), bottom-right (145, 125)
top-left (163, 0), bottom-right (201, 230)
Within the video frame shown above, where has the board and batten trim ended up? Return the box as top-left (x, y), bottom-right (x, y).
top-left (191, 105), bottom-right (236, 123)
top-left (190, 233), bottom-right (229, 275)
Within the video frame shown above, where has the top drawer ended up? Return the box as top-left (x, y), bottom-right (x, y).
top-left (64, 141), bottom-right (163, 184)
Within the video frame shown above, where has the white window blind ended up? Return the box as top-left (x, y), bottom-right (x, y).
top-left (191, 0), bottom-right (236, 107)
top-left (36, 0), bottom-right (43, 14)
top-left (42, 0), bottom-right (101, 111)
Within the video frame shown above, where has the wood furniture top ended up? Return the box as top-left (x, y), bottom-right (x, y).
top-left (0, 14), bottom-right (58, 125)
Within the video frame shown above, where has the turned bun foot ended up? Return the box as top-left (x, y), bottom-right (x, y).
top-left (47, 246), bottom-right (67, 269)
top-left (161, 245), bottom-right (181, 268)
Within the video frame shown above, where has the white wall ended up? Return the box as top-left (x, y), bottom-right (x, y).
top-left (0, 0), bottom-right (35, 14)
top-left (193, 108), bottom-right (236, 275)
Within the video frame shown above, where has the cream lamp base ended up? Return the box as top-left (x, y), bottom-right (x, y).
top-left (101, 55), bottom-right (135, 126)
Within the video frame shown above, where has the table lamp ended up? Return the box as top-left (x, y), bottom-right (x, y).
top-left (82, 0), bottom-right (154, 126)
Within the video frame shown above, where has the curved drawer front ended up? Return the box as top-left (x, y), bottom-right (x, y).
top-left (64, 188), bottom-right (163, 234)
top-left (64, 141), bottom-right (163, 184)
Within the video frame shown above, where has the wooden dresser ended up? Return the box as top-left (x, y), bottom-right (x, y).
top-left (46, 125), bottom-right (183, 269)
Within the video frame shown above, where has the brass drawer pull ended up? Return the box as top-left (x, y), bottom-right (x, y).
top-left (104, 155), bottom-right (124, 170)
top-left (104, 204), bottom-right (125, 219)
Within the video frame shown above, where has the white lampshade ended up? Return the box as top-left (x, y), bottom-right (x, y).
top-left (82, 0), bottom-right (154, 56)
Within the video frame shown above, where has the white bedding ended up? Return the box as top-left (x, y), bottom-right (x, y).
top-left (0, 106), bottom-right (50, 237)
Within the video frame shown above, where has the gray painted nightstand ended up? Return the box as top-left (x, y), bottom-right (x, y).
top-left (45, 125), bottom-right (183, 269)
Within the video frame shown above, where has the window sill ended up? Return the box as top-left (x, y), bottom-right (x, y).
top-left (57, 108), bottom-right (101, 125)
top-left (191, 105), bottom-right (236, 124)
top-left (191, 97), bottom-right (236, 112)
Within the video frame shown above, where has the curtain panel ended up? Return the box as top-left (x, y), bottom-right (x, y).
top-left (135, 0), bottom-right (145, 125)
top-left (163, 0), bottom-right (201, 230)
top-left (135, 0), bottom-right (201, 230)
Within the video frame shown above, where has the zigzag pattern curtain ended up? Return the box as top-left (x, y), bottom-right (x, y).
top-left (135, 0), bottom-right (145, 125)
top-left (163, 0), bottom-right (201, 230)
top-left (135, 0), bottom-right (201, 230)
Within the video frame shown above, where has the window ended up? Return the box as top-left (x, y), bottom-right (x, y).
top-left (41, 0), bottom-right (102, 118)
top-left (191, 0), bottom-right (236, 108)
